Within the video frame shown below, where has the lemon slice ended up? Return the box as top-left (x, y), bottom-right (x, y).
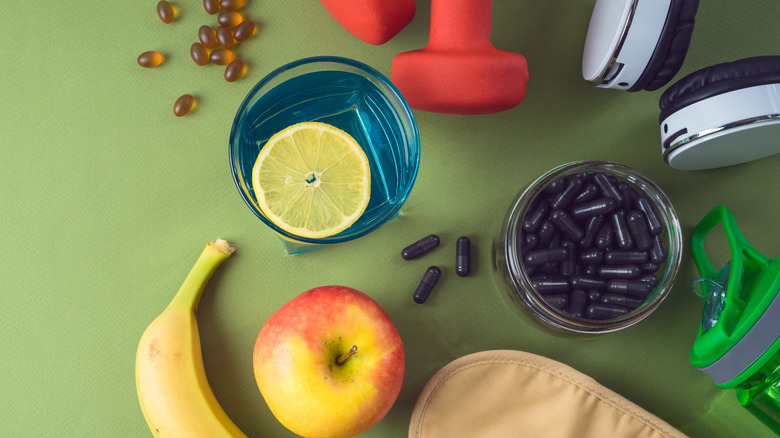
top-left (252, 122), bottom-right (371, 239)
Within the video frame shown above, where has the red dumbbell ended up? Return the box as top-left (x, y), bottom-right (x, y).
top-left (391, 0), bottom-right (529, 115)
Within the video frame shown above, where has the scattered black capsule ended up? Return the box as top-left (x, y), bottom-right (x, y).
top-left (580, 214), bottom-right (606, 248)
top-left (597, 265), bottom-right (641, 279)
top-left (413, 266), bottom-right (441, 304)
top-left (560, 240), bottom-right (577, 278)
top-left (402, 234), bottom-right (440, 260)
top-left (596, 222), bottom-right (613, 249)
top-left (544, 294), bottom-right (569, 309)
top-left (573, 183), bottom-right (600, 205)
top-left (649, 234), bottom-right (667, 264)
top-left (550, 209), bottom-right (584, 241)
top-left (571, 198), bottom-right (617, 219)
top-left (571, 275), bottom-right (607, 291)
top-left (605, 250), bottom-right (649, 265)
top-left (611, 210), bottom-right (634, 250)
top-left (522, 200), bottom-right (550, 233)
top-left (455, 236), bottom-right (471, 277)
top-left (636, 196), bottom-right (663, 235)
top-left (627, 211), bottom-right (652, 250)
top-left (607, 279), bottom-right (653, 297)
top-left (550, 177), bottom-right (583, 210)
top-left (580, 249), bottom-right (604, 265)
top-left (593, 172), bottom-right (624, 203)
top-left (587, 303), bottom-right (629, 320)
top-left (531, 276), bottom-right (571, 294)
top-left (568, 289), bottom-right (587, 318)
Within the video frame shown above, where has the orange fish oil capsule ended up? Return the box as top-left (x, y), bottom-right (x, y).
top-left (216, 26), bottom-right (234, 49)
top-left (209, 48), bottom-right (234, 65)
top-left (219, 0), bottom-right (245, 11)
top-left (233, 19), bottom-right (255, 41)
top-left (198, 25), bottom-right (217, 48)
top-left (173, 94), bottom-right (195, 117)
top-left (190, 43), bottom-right (208, 66)
top-left (224, 59), bottom-right (244, 82)
top-left (203, 0), bottom-right (220, 14)
top-left (137, 51), bottom-right (163, 67)
top-left (156, 1), bottom-right (175, 23)
top-left (217, 11), bottom-right (242, 28)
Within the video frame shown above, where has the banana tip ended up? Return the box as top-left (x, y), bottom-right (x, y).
top-left (213, 239), bottom-right (236, 255)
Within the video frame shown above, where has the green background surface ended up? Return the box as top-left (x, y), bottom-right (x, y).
top-left (2, 1), bottom-right (779, 436)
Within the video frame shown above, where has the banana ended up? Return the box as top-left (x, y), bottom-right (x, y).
top-left (135, 239), bottom-right (248, 438)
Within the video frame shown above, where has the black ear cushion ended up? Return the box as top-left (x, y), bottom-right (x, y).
top-left (659, 55), bottom-right (780, 121)
top-left (631, 0), bottom-right (700, 92)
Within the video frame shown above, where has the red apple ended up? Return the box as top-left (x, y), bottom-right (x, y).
top-left (253, 285), bottom-right (405, 438)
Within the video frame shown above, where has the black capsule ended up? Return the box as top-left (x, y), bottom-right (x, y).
top-left (522, 233), bottom-right (539, 251)
top-left (455, 236), bottom-right (471, 277)
top-left (600, 293), bottom-right (644, 309)
top-left (571, 198), bottom-right (617, 219)
top-left (523, 200), bottom-right (550, 233)
top-left (636, 196), bottom-right (663, 235)
top-left (611, 210), bottom-right (634, 250)
top-left (587, 303), bottom-right (629, 319)
top-left (587, 289), bottom-right (602, 303)
top-left (544, 294), bottom-right (569, 309)
top-left (617, 182), bottom-right (638, 211)
top-left (542, 178), bottom-right (566, 194)
top-left (525, 247), bottom-right (569, 268)
top-left (597, 265), bottom-right (641, 279)
top-left (568, 289), bottom-right (587, 318)
top-left (638, 273), bottom-right (659, 287)
top-left (550, 177), bottom-right (584, 210)
top-left (607, 279), bottom-right (653, 297)
top-left (560, 240), bottom-right (576, 278)
top-left (536, 221), bottom-right (556, 248)
top-left (571, 275), bottom-right (607, 291)
top-left (596, 222), bottom-right (613, 249)
top-left (593, 172), bottom-right (624, 203)
top-left (640, 262), bottom-right (660, 273)
top-left (627, 210), bottom-right (652, 250)
top-left (413, 266), bottom-right (441, 304)
top-left (573, 183), bottom-right (600, 205)
top-left (580, 249), bottom-right (604, 265)
top-left (402, 234), bottom-right (440, 260)
top-left (550, 209), bottom-right (584, 241)
top-left (583, 265), bottom-right (598, 276)
top-left (546, 232), bottom-right (562, 250)
top-left (531, 276), bottom-right (571, 294)
top-left (604, 250), bottom-right (649, 265)
top-left (580, 214), bottom-right (606, 248)
top-left (649, 234), bottom-right (667, 264)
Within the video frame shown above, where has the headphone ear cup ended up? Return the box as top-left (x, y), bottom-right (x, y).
top-left (659, 56), bottom-right (780, 120)
top-left (632, 0), bottom-right (700, 91)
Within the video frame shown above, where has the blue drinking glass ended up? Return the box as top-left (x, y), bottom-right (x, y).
top-left (230, 57), bottom-right (420, 254)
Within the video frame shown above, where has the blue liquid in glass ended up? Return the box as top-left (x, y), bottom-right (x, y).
top-left (236, 70), bottom-right (413, 233)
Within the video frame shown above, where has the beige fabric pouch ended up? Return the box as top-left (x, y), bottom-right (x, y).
top-left (409, 350), bottom-right (687, 438)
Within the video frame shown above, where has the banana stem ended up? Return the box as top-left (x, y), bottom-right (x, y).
top-left (166, 239), bottom-right (236, 312)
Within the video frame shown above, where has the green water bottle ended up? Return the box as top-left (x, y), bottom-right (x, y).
top-left (690, 205), bottom-right (780, 435)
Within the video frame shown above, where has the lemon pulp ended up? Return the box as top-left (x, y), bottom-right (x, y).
top-left (252, 122), bottom-right (371, 239)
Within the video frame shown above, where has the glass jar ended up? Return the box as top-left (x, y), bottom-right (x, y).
top-left (493, 161), bottom-right (683, 334)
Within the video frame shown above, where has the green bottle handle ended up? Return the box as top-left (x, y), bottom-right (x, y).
top-left (691, 205), bottom-right (769, 297)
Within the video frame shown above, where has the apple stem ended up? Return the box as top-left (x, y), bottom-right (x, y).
top-left (335, 345), bottom-right (358, 366)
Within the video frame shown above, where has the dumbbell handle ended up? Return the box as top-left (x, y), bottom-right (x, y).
top-left (429, 0), bottom-right (493, 49)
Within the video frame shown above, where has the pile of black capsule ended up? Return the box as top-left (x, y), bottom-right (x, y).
top-left (520, 171), bottom-right (666, 320)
